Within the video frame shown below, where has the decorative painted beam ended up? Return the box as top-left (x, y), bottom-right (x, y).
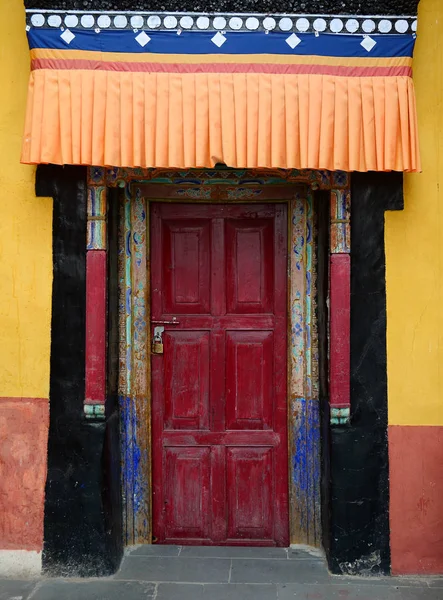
top-left (89, 167), bottom-right (350, 191)
top-left (330, 189), bottom-right (351, 425)
top-left (84, 183), bottom-right (107, 420)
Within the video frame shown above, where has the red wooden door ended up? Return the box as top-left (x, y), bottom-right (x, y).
top-left (151, 203), bottom-right (289, 546)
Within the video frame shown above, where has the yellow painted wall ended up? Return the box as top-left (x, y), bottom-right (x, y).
top-left (0, 1), bottom-right (52, 398)
top-left (386, 0), bottom-right (443, 426)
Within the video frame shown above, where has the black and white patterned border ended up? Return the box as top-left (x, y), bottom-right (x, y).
top-left (25, 10), bottom-right (417, 35)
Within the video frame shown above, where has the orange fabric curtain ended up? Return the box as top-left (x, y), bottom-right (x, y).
top-left (21, 69), bottom-right (420, 172)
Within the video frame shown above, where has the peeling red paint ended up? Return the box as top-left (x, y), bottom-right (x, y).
top-left (0, 397), bottom-right (49, 551)
top-left (417, 495), bottom-right (431, 516)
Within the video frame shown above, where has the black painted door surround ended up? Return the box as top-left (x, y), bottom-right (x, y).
top-left (36, 165), bottom-right (402, 576)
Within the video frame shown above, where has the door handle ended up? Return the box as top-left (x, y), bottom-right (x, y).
top-left (150, 317), bottom-right (180, 325)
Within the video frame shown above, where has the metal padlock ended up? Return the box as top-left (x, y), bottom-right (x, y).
top-left (152, 327), bottom-right (164, 355)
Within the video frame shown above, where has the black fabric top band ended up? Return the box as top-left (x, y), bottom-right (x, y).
top-left (24, 1), bottom-right (420, 17)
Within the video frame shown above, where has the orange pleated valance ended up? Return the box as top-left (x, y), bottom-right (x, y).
top-left (21, 18), bottom-right (421, 173)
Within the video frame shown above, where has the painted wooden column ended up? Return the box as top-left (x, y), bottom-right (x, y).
top-left (329, 189), bottom-right (351, 425)
top-left (289, 189), bottom-right (321, 547)
top-left (84, 173), bottom-right (107, 420)
top-left (119, 185), bottom-right (151, 545)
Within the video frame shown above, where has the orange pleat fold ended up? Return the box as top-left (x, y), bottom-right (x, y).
top-left (21, 69), bottom-right (421, 172)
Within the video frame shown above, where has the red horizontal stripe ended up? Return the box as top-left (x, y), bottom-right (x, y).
top-left (31, 58), bottom-right (412, 78)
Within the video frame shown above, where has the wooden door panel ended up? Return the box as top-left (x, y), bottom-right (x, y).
top-left (225, 330), bottom-right (273, 431)
top-left (162, 219), bottom-right (211, 314)
top-left (227, 447), bottom-right (273, 541)
top-left (163, 331), bottom-right (210, 431)
top-left (152, 202), bottom-right (289, 546)
top-left (226, 219), bottom-right (274, 314)
top-left (164, 447), bottom-right (211, 540)
top-left (162, 430), bottom-right (280, 446)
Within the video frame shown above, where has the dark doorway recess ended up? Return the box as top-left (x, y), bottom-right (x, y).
top-left (314, 191), bottom-right (331, 560)
top-left (328, 172), bottom-right (403, 575)
top-left (36, 166), bottom-right (123, 577)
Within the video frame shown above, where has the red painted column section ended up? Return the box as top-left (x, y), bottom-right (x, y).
top-left (330, 253), bottom-right (351, 411)
top-left (85, 250), bottom-right (107, 406)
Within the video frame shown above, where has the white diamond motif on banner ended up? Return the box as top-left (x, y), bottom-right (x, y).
top-left (361, 36), bottom-right (377, 53)
top-left (211, 32), bottom-right (227, 48)
top-left (286, 33), bottom-right (301, 49)
top-left (135, 31), bottom-right (151, 47)
top-left (60, 29), bottom-right (75, 45)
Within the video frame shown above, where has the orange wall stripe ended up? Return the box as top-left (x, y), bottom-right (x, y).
top-left (29, 48), bottom-right (413, 68)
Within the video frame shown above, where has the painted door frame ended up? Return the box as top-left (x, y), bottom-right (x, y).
top-left (86, 167), bottom-right (351, 549)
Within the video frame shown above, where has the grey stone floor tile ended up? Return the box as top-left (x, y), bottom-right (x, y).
top-left (278, 583), bottom-right (400, 599)
top-left (202, 583), bottom-right (278, 599)
top-left (341, 576), bottom-right (432, 588)
top-left (0, 580), bottom-right (37, 600)
top-left (288, 548), bottom-right (325, 560)
top-left (395, 590), bottom-right (443, 599)
top-left (30, 580), bottom-right (155, 600)
top-left (155, 583), bottom-right (205, 600)
top-left (384, 588), bottom-right (443, 600)
top-left (278, 584), bottom-right (440, 599)
top-left (115, 557), bottom-right (231, 583)
top-left (156, 583), bottom-right (278, 600)
top-left (127, 546), bottom-right (181, 557)
top-left (180, 546), bottom-right (288, 559)
top-left (230, 558), bottom-right (330, 584)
